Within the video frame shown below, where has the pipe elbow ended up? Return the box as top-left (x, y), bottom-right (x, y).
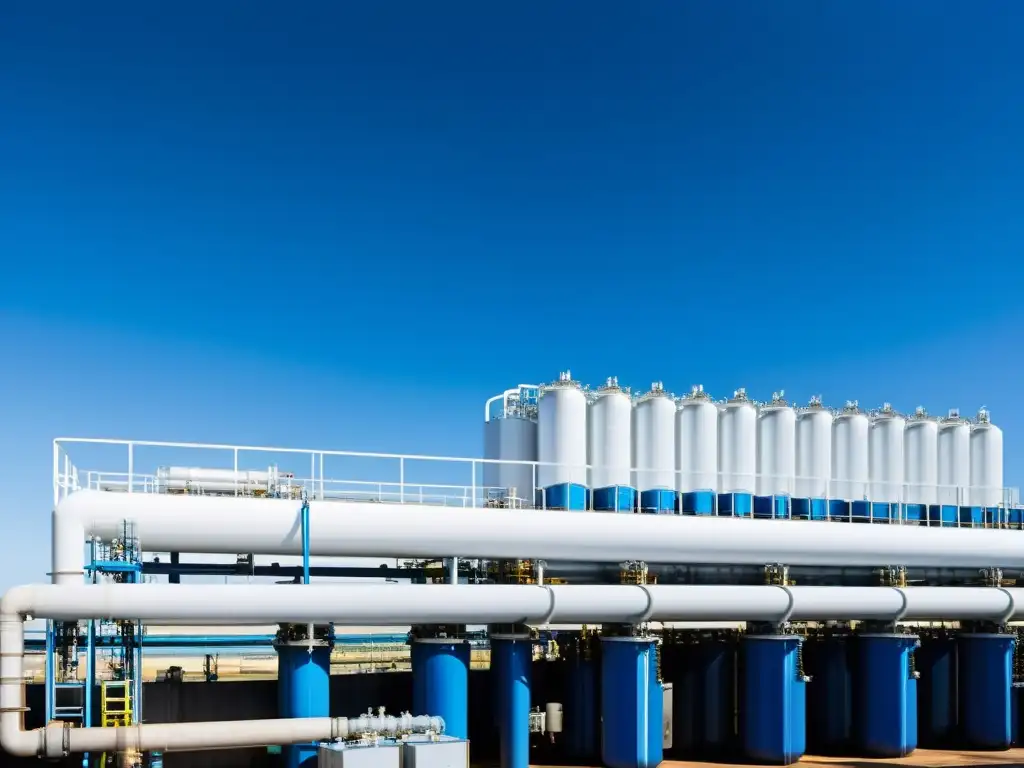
top-left (0, 585), bottom-right (35, 621)
top-left (0, 717), bottom-right (42, 757)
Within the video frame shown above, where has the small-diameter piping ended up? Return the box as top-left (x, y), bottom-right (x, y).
top-left (4, 582), bottom-right (1024, 756)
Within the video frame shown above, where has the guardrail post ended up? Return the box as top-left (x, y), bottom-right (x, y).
top-left (471, 460), bottom-right (477, 508)
top-left (127, 442), bottom-right (134, 494)
top-left (400, 457), bottom-right (405, 503)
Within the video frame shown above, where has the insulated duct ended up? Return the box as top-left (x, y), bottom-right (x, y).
top-left (3, 583), bottom-right (1023, 756)
top-left (53, 491), bottom-right (1024, 583)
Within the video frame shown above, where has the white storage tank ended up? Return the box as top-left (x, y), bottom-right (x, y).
top-left (832, 401), bottom-right (869, 501)
top-left (675, 385), bottom-right (718, 493)
top-left (794, 396), bottom-right (833, 499)
top-left (587, 377), bottom-right (634, 511)
top-left (718, 388), bottom-right (757, 494)
top-left (868, 403), bottom-right (906, 503)
top-left (483, 386), bottom-right (538, 506)
top-left (756, 392), bottom-right (796, 497)
top-left (537, 371), bottom-right (588, 508)
top-left (971, 408), bottom-right (1004, 508)
top-left (903, 407), bottom-right (938, 507)
top-left (937, 409), bottom-right (970, 506)
top-left (632, 382), bottom-right (676, 492)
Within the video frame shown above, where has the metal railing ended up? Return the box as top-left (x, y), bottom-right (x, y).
top-left (53, 437), bottom-right (1021, 526)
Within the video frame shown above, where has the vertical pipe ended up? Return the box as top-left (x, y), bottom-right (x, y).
top-left (83, 617), bottom-right (94, 767)
top-left (412, 638), bottom-right (470, 739)
top-left (44, 620), bottom-right (54, 723)
top-left (300, 502), bottom-right (310, 585)
top-left (493, 634), bottom-right (531, 768)
top-left (169, 552), bottom-right (180, 585)
top-left (447, 558), bottom-right (459, 585)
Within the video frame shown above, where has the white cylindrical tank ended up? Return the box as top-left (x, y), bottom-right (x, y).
top-left (675, 385), bottom-right (718, 493)
top-left (537, 371), bottom-right (587, 489)
top-left (757, 392), bottom-right (796, 497)
top-left (588, 378), bottom-right (632, 490)
top-left (832, 401), bottom-right (869, 501)
top-left (794, 396), bottom-right (833, 499)
top-left (971, 408), bottom-right (1004, 508)
top-left (869, 403), bottom-right (906, 503)
top-left (903, 407), bottom-right (938, 507)
top-left (483, 387), bottom-right (539, 505)
top-left (937, 410), bottom-right (971, 506)
top-left (718, 389), bottom-right (757, 494)
top-left (632, 382), bottom-right (676, 491)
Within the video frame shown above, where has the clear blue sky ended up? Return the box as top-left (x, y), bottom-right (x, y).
top-left (1, 2), bottom-right (1022, 589)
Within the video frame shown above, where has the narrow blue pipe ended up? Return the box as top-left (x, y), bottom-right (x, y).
top-left (277, 644), bottom-right (331, 768)
top-left (412, 639), bottom-right (470, 738)
top-left (300, 500), bottom-right (310, 585)
top-left (493, 636), bottom-right (531, 768)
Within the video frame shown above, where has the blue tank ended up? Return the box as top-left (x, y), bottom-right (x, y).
top-left (600, 637), bottom-right (663, 768)
top-left (276, 643), bottom-right (331, 768)
top-left (855, 634), bottom-right (919, 757)
top-left (412, 639), bottom-right (470, 739)
top-left (740, 635), bottom-right (807, 765)
top-left (828, 499), bottom-right (850, 520)
top-left (563, 657), bottom-right (599, 762)
top-left (805, 634), bottom-right (853, 755)
top-left (1013, 682), bottom-right (1023, 746)
top-left (927, 505), bottom-right (958, 527)
top-left (904, 504), bottom-right (926, 525)
top-left (754, 496), bottom-right (790, 519)
top-left (851, 501), bottom-right (888, 522)
top-left (958, 506), bottom-right (984, 527)
top-left (791, 498), bottom-right (827, 520)
top-left (538, 483), bottom-right (587, 510)
top-left (1009, 507), bottom-right (1024, 529)
top-left (639, 489), bottom-right (677, 514)
top-left (959, 633), bottom-right (1015, 750)
top-left (984, 507), bottom-right (1003, 527)
top-left (718, 492), bottom-right (753, 517)
top-left (916, 635), bottom-right (958, 748)
top-left (492, 635), bottom-right (532, 768)
top-left (590, 486), bottom-right (637, 513)
top-left (680, 491), bottom-right (715, 516)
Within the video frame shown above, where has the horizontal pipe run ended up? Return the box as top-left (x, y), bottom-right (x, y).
top-left (6, 582), bottom-right (1021, 756)
top-left (53, 491), bottom-right (1024, 585)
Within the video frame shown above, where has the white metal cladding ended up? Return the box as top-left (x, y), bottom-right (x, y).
top-left (537, 374), bottom-right (588, 488)
top-left (832, 403), bottom-right (869, 501)
top-left (588, 381), bottom-right (632, 489)
top-left (632, 384), bottom-right (676, 491)
top-left (869, 405), bottom-right (906, 503)
top-left (756, 395), bottom-right (796, 497)
top-left (970, 410), bottom-right (1004, 508)
top-left (904, 409), bottom-right (938, 506)
top-left (483, 416), bottom-right (538, 503)
top-left (718, 390), bottom-right (757, 494)
top-left (675, 387), bottom-right (718, 493)
top-left (795, 399), bottom-right (833, 499)
top-left (937, 416), bottom-right (970, 506)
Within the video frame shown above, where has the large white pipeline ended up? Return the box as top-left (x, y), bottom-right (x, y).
top-left (52, 490), bottom-right (1024, 583)
top-left (3, 582), bottom-right (1023, 756)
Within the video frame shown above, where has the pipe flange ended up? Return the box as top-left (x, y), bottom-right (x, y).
top-left (44, 720), bottom-right (70, 759)
top-left (636, 585), bottom-right (656, 624)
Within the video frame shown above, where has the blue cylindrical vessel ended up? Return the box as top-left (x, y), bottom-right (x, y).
top-left (639, 489), bottom-right (677, 514)
top-left (493, 635), bottom-right (532, 768)
top-left (277, 644), bottom-right (331, 768)
top-left (791, 498), bottom-right (827, 520)
top-left (926, 505), bottom-right (957, 526)
top-left (740, 635), bottom-right (806, 765)
top-left (601, 637), bottom-right (663, 768)
top-left (412, 639), bottom-right (470, 739)
top-left (680, 491), bottom-right (715, 516)
top-left (959, 633), bottom-right (1015, 750)
top-left (959, 506), bottom-right (984, 527)
top-left (855, 634), bottom-right (919, 757)
top-left (718, 492), bottom-right (753, 517)
top-left (916, 635), bottom-right (958, 748)
top-left (564, 658), bottom-right (599, 762)
top-left (828, 499), bottom-right (850, 520)
top-left (754, 496), bottom-right (790, 519)
top-left (538, 483), bottom-right (587, 510)
top-left (904, 504), bottom-right (926, 525)
top-left (591, 486), bottom-right (637, 513)
top-left (805, 635), bottom-right (853, 755)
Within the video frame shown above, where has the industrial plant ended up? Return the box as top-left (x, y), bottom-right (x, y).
top-left (4, 371), bottom-right (1024, 768)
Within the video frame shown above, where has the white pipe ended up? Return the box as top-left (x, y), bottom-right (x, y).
top-left (53, 490), bottom-right (1024, 583)
top-left (3, 582), bottom-right (1022, 756)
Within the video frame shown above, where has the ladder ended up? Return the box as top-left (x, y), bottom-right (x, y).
top-left (100, 680), bottom-right (133, 728)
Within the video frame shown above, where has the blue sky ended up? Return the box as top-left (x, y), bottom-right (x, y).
top-left (1, 2), bottom-right (1023, 590)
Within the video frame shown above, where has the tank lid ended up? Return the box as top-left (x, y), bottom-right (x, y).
top-left (907, 406), bottom-right (934, 422)
top-left (975, 407), bottom-right (991, 425)
top-left (541, 370), bottom-right (582, 392)
top-left (726, 387), bottom-right (751, 405)
top-left (593, 376), bottom-right (630, 398)
top-left (837, 400), bottom-right (863, 415)
top-left (871, 402), bottom-right (903, 421)
top-left (760, 390), bottom-right (791, 411)
top-left (636, 381), bottom-right (672, 403)
top-left (678, 384), bottom-right (713, 404)
top-left (939, 408), bottom-right (967, 426)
